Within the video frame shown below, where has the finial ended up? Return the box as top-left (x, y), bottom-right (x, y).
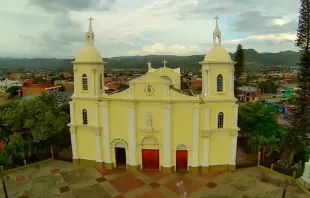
top-left (88, 17), bottom-right (93, 28)
top-left (163, 60), bottom-right (167, 67)
top-left (214, 15), bottom-right (219, 26)
top-left (213, 15), bottom-right (222, 45)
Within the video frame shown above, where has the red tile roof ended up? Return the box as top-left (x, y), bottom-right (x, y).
top-left (7, 76), bottom-right (17, 80)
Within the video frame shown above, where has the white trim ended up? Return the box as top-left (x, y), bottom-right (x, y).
top-left (163, 106), bottom-right (172, 167)
top-left (95, 132), bottom-right (102, 162)
top-left (204, 107), bottom-right (209, 130)
top-left (102, 103), bottom-right (111, 163)
top-left (202, 137), bottom-right (209, 167)
top-left (73, 67), bottom-right (77, 93)
top-left (93, 104), bottom-right (99, 126)
top-left (202, 71), bottom-right (205, 95)
top-left (69, 101), bottom-right (75, 125)
top-left (230, 134), bottom-right (238, 165)
top-left (70, 128), bottom-right (78, 159)
top-left (192, 107), bottom-right (199, 167)
top-left (165, 85), bottom-right (170, 100)
top-left (128, 105), bottom-right (137, 166)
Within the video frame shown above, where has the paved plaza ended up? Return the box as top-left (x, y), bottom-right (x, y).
top-left (0, 160), bottom-right (308, 198)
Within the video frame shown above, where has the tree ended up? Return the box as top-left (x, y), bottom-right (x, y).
top-left (281, 0), bottom-right (310, 164)
top-left (234, 44), bottom-right (245, 95)
top-left (238, 103), bottom-right (286, 155)
top-left (5, 86), bottom-right (19, 96)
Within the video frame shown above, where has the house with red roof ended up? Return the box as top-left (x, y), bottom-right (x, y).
top-left (22, 84), bottom-right (61, 97)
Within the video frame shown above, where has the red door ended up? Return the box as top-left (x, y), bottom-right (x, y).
top-left (142, 149), bottom-right (159, 170)
top-left (176, 150), bottom-right (188, 171)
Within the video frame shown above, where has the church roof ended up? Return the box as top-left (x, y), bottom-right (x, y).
top-left (74, 46), bottom-right (103, 63)
top-left (204, 45), bottom-right (232, 63)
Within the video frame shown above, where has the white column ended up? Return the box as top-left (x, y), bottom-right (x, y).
top-left (230, 133), bottom-right (238, 165)
top-left (94, 130), bottom-right (102, 162)
top-left (230, 68), bottom-right (234, 97)
top-left (102, 103), bottom-right (111, 163)
top-left (93, 69), bottom-right (96, 96)
top-left (234, 105), bottom-right (239, 128)
top-left (128, 105), bottom-right (137, 166)
top-left (163, 106), bottom-right (172, 167)
top-left (70, 127), bottom-right (78, 159)
top-left (202, 136), bottom-right (209, 167)
top-left (165, 86), bottom-right (170, 100)
top-left (204, 107), bottom-right (209, 130)
top-left (93, 104), bottom-right (99, 126)
top-left (192, 107), bottom-right (200, 167)
top-left (207, 70), bottom-right (210, 96)
top-left (69, 101), bottom-right (75, 125)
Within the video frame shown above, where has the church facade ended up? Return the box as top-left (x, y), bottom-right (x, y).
top-left (68, 16), bottom-right (239, 173)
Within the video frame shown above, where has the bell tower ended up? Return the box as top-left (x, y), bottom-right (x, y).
top-left (85, 17), bottom-right (94, 47)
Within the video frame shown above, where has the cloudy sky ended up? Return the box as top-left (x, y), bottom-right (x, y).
top-left (0, 0), bottom-right (299, 58)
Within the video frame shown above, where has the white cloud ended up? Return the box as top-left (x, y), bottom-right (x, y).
top-left (128, 43), bottom-right (203, 55)
top-left (0, 0), bottom-right (301, 58)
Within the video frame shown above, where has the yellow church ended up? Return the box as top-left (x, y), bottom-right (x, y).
top-left (68, 16), bottom-right (239, 173)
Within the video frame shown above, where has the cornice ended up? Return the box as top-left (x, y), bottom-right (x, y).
top-left (68, 123), bottom-right (101, 131)
top-left (201, 128), bottom-right (240, 137)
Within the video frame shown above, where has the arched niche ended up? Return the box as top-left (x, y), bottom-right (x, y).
top-left (115, 142), bottom-right (126, 148)
top-left (176, 144), bottom-right (188, 151)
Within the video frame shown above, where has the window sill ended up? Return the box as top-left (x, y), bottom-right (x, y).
top-left (216, 92), bottom-right (226, 94)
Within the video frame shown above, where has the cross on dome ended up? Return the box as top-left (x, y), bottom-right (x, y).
top-left (163, 60), bottom-right (167, 67)
top-left (214, 15), bottom-right (219, 26)
top-left (213, 15), bottom-right (222, 45)
top-left (88, 17), bottom-right (93, 27)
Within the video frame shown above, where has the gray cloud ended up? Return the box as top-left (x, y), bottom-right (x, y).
top-left (29, 0), bottom-right (115, 13)
top-left (230, 10), bottom-right (297, 34)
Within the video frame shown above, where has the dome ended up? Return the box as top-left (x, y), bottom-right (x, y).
top-left (204, 44), bottom-right (232, 62)
top-left (74, 46), bottom-right (103, 63)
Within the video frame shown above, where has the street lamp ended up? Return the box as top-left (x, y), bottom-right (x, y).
top-left (0, 166), bottom-right (9, 198)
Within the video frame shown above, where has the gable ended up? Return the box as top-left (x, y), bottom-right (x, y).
top-left (130, 73), bottom-right (169, 85)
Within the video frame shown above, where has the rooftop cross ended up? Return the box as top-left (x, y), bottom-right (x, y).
top-left (88, 17), bottom-right (93, 27)
top-left (214, 15), bottom-right (219, 26)
top-left (163, 60), bottom-right (167, 67)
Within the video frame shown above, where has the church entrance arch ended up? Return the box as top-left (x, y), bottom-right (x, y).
top-left (141, 136), bottom-right (160, 170)
top-left (176, 144), bottom-right (188, 172)
top-left (114, 142), bottom-right (127, 169)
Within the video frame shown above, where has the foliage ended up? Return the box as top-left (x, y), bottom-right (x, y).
top-left (0, 93), bottom-right (70, 165)
top-left (257, 80), bottom-right (279, 94)
top-left (234, 44), bottom-right (245, 95)
top-left (282, 0), bottom-right (310, 164)
top-left (5, 86), bottom-right (19, 96)
top-left (238, 103), bottom-right (286, 155)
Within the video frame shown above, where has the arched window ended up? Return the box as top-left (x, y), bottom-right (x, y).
top-left (100, 74), bottom-right (103, 91)
top-left (217, 74), bottom-right (223, 92)
top-left (82, 73), bottom-right (88, 91)
top-left (82, 109), bottom-right (88, 125)
top-left (218, 112), bottom-right (224, 128)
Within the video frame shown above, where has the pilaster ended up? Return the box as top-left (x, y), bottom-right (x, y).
top-left (73, 66), bottom-right (78, 93)
top-left (163, 105), bottom-right (172, 171)
top-left (230, 67), bottom-right (234, 97)
top-left (230, 132), bottom-right (238, 167)
top-left (191, 106), bottom-right (200, 171)
top-left (69, 101), bottom-right (75, 125)
top-left (102, 103), bottom-right (111, 165)
top-left (94, 130), bottom-right (102, 162)
top-left (128, 105), bottom-right (137, 166)
top-left (92, 68), bottom-right (96, 96)
top-left (70, 127), bottom-right (78, 159)
top-left (202, 133), bottom-right (210, 173)
top-left (204, 107), bottom-right (210, 130)
top-left (93, 104), bottom-right (99, 126)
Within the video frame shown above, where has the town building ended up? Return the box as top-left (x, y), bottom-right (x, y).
top-left (0, 77), bottom-right (21, 92)
top-left (237, 86), bottom-right (261, 102)
top-left (68, 16), bottom-right (239, 173)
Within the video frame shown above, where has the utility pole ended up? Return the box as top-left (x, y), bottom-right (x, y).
top-left (0, 166), bottom-right (9, 198)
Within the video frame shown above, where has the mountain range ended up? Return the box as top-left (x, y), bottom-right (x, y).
top-left (0, 49), bottom-right (300, 71)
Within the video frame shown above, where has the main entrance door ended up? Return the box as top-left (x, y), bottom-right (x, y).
top-left (176, 150), bottom-right (188, 171)
top-left (115, 147), bottom-right (126, 169)
top-left (142, 149), bottom-right (159, 170)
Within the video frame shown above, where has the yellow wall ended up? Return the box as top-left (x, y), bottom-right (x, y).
top-left (76, 130), bottom-right (96, 160)
top-left (209, 133), bottom-right (232, 165)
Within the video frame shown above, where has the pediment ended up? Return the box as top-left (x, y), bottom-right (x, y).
top-left (170, 88), bottom-right (199, 101)
top-left (130, 73), bottom-right (168, 84)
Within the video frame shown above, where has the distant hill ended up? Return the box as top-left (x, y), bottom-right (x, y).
top-left (0, 49), bottom-right (300, 71)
